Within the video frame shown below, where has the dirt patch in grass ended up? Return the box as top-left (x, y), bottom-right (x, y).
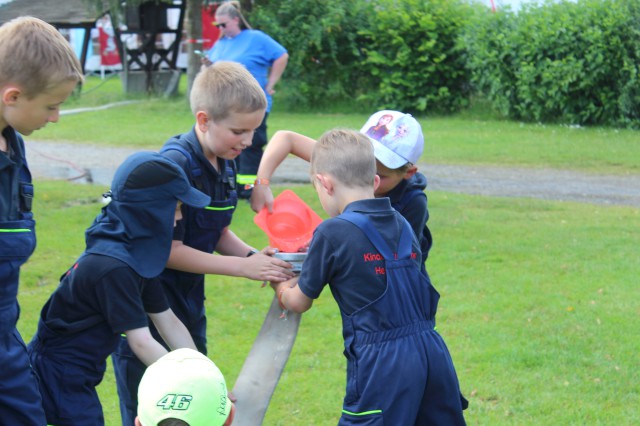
top-left (26, 140), bottom-right (640, 208)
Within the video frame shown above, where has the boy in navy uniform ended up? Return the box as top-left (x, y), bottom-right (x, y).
top-left (271, 129), bottom-right (467, 425)
top-left (0, 16), bottom-right (84, 425)
top-left (113, 61), bottom-right (295, 425)
top-left (251, 110), bottom-right (433, 268)
top-left (28, 152), bottom-right (211, 426)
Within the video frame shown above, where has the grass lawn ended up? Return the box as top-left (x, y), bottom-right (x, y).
top-left (31, 76), bottom-right (640, 175)
top-left (19, 182), bottom-right (640, 425)
top-left (16, 75), bottom-right (640, 424)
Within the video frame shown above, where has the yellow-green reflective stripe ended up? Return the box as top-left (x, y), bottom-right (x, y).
top-left (0, 228), bottom-right (31, 233)
top-left (342, 409), bottom-right (383, 416)
top-left (236, 174), bottom-right (257, 185)
top-left (204, 206), bottom-right (235, 211)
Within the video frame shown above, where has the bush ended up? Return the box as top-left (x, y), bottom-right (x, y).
top-left (248, 0), bottom-right (367, 111)
top-left (357, 0), bottom-right (474, 114)
top-left (248, 0), bottom-right (474, 114)
top-left (463, 0), bottom-right (640, 127)
top-left (248, 0), bottom-right (639, 126)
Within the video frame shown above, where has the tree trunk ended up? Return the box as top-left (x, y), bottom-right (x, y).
top-left (185, 0), bottom-right (203, 98)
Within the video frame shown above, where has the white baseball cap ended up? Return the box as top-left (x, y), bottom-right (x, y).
top-left (137, 349), bottom-right (231, 426)
top-left (360, 110), bottom-right (424, 169)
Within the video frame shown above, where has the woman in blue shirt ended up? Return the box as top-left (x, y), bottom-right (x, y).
top-left (204, 1), bottom-right (289, 198)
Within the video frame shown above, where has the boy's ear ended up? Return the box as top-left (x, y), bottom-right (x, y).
top-left (195, 110), bottom-right (210, 132)
top-left (373, 174), bottom-right (381, 192)
top-left (315, 173), bottom-right (334, 195)
top-left (1, 86), bottom-right (21, 105)
top-left (403, 164), bottom-right (418, 180)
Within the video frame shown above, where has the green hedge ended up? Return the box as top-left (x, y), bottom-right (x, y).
top-left (356, 0), bottom-right (474, 114)
top-left (463, 0), bottom-right (640, 127)
top-left (249, 0), bottom-right (366, 111)
top-left (249, 0), bottom-right (473, 114)
top-left (249, 0), bottom-right (640, 127)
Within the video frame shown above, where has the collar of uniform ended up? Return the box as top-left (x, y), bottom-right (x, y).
top-left (342, 197), bottom-right (392, 214)
top-left (385, 177), bottom-right (409, 204)
top-left (186, 127), bottom-right (228, 180)
top-left (0, 127), bottom-right (23, 163)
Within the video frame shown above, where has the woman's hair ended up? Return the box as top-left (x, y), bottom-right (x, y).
top-left (215, 1), bottom-right (252, 30)
top-left (310, 129), bottom-right (377, 189)
top-left (0, 16), bottom-right (83, 98)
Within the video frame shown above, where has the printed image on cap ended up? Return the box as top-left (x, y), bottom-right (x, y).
top-left (137, 348), bottom-right (231, 426)
top-left (360, 110), bottom-right (424, 169)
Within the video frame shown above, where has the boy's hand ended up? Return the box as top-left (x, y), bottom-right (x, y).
top-left (270, 277), bottom-right (297, 296)
top-left (245, 252), bottom-right (294, 282)
top-left (260, 246), bottom-right (280, 256)
top-left (271, 276), bottom-right (300, 312)
top-left (250, 184), bottom-right (275, 213)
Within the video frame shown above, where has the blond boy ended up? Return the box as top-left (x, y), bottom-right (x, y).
top-left (0, 16), bottom-right (83, 425)
top-left (251, 111), bottom-right (433, 269)
top-left (113, 62), bottom-right (294, 425)
top-left (271, 129), bottom-right (467, 425)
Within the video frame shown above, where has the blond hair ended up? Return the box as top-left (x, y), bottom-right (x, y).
top-left (310, 129), bottom-right (377, 189)
top-left (0, 16), bottom-right (83, 98)
top-left (190, 61), bottom-right (266, 121)
top-left (215, 1), bottom-right (252, 30)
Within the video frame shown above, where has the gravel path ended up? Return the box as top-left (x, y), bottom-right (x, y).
top-left (25, 140), bottom-right (640, 208)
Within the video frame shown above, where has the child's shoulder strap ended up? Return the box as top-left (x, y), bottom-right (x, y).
top-left (338, 211), bottom-right (413, 260)
top-left (160, 142), bottom-right (202, 178)
top-left (160, 138), bottom-right (204, 190)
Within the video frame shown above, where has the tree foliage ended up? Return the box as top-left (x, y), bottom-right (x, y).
top-left (463, 0), bottom-right (640, 127)
top-left (85, 0), bottom-right (640, 127)
top-left (248, 0), bottom-right (474, 113)
top-left (248, 0), bottom-right (366, 110)
top-left (357, 0), bottom-right (474, 114)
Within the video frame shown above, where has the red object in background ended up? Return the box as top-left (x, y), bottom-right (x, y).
top-left (99, 26), bottom-right (121, 66)
top-left (201, 4), bottom-right (220, 50)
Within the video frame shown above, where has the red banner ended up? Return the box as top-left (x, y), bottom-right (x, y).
top-left (202, 4), bottom-right (220, 50)
top-left (99, 26), bottom-right (121, 66)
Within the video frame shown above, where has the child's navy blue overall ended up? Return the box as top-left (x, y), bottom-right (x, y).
top-left (337, 212), bottom-right (466, 426)
top-left (0, 129), bottom-right (46, 425)
top-left (112, 128), bottom-right (238, 425)
top-left (29, 308), bottom-right (115, 426)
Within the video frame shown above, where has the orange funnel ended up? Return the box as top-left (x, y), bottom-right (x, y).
top-left (254, 190), bottom-right (323, 253)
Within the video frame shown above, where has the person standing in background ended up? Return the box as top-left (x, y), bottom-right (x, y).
top-left (203, 1), bottom-right (289, 199)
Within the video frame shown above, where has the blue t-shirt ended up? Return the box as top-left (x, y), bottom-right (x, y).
top-left (41, 255), bottom-right (169, 336)
top-left (207, 29), bottom-right (287, 112)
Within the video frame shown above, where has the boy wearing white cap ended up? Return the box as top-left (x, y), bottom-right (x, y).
top-left (136, 348), bottom-right (235, 426)
top-left (250, 110), bottom-right (433, 268)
